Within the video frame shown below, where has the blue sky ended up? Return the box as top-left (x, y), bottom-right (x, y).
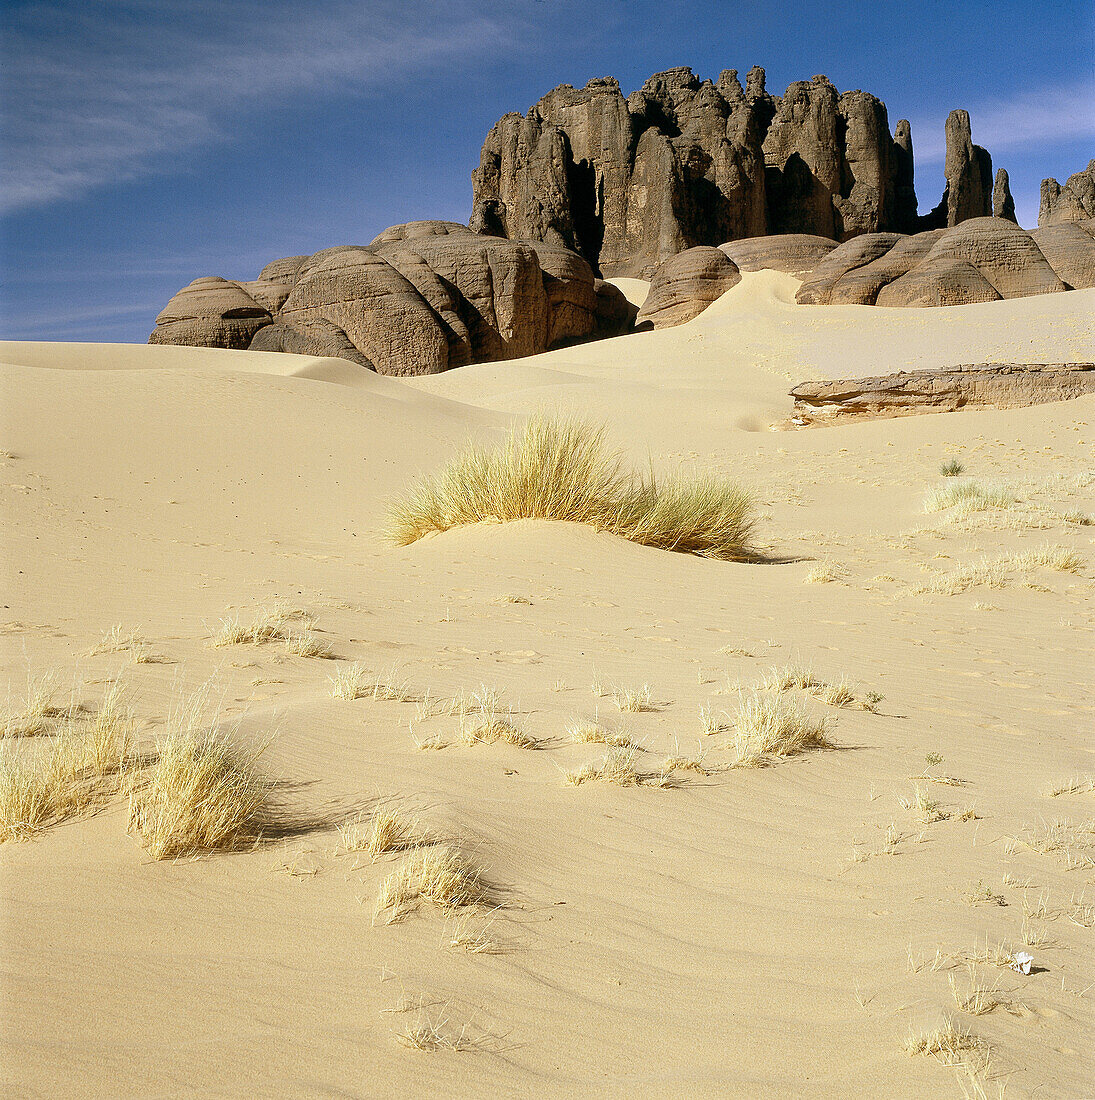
top-left (1, 0), bottom-right (1092, 342)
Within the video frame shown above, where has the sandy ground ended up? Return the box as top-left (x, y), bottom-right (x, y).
top-left (1, 275), bottom-right (1093, 1098)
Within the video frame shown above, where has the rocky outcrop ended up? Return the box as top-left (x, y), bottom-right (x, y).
top-left (942, 110), bottom-right (993, 227)
top-left (471, 68), bottom-right (769, 280)
top-left (149, 277), bottom-right (272, 350)
top-left (719, 233), bottom-right (837, 275)
top-left (472, 67), bottom-right (1002, 276)
top-left (796, 219), bottom-right (1069, 307)
top-left (635, 246), bottom-right (741, 329)
top-left (150, 222), bottom-right (632, 373)
top-left (1040, 160), bottom-right (1095, 226)
top-left (1029, 219), bottom-right (1095, 289)
top-left (790, 363), bottom-right (1095, 423)
top-left (992, 169), bottom-right (1016, 223)
top-left (639, 218), bottom-right (1092, 325)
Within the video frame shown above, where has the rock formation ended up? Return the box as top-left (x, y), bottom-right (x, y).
top-left (472, 67), bottom-right (999, 276)
top-left (639, 217), bottom-right (1094, 323)
top-left (635, 247), bottom-right (741, 329)
top-left (718, 234), bottom-right (837, 275)
top-left (992, 169), bottom-right (1016, 222)
top-left (1039, 160), bottom-right (1095, 226)
top-left (790, 363), bottom-right (1095, 423)
top-left (150, 222), bottom-right (632, 372)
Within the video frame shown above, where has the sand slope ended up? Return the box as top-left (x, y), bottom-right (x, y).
top-left (1, 278), bottom-right (1093, 1098)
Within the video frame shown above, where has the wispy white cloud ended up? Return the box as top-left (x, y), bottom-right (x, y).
top-left (0, 0), bottom-right (515, 213)
top-left (908, 78), bottom-right (1095, 164)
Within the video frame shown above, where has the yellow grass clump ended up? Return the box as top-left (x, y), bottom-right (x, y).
top-left (727, 693), bottom-right (832, 766)
top-left (387, 416), bottom-right (755, 560)
top-left (567, 718), bottom-right (636, 749)
top-left (904, 1016), bottom-right (990, 1073)
top-left (128, 725), bottom-right (273, 860)
top-left (375, 844), bottom-right (489, 923)
top-left (924, 480), bottom-right (1020, 515)
top-left (0, 682), bottom-right (138, 842)
top-left (0, 735), bottom-right (90, 841)
top-left (209, 604), bottom-right (317, 649)
top-left (565, 747), bottom-right (679, 787)
top-left (458, 686), bottom-right (537, 747)
top-left (912, 544), bottom-right (1084, 595)
top-left (1, 672), bottom-right (77, 738)
top-left (338, 806), bottom-right (430, 858)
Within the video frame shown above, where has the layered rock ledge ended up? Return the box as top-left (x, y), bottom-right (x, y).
top-left (789, 363), bottom-right (1095, 424)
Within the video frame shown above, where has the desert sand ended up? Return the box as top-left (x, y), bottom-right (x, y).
top-left (1, 274), bottom-right (1093, 1098)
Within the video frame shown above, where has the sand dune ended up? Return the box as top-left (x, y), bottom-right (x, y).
top-left (1, 280), bottom-right (1093, 1098)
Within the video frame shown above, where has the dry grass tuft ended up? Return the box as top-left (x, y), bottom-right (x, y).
top-left (88, 624), bottom-right (146, 655)
top-left (565, 747), bottom-right (643, 787)
top-left (209, 604), bottom-right (320, 651)
top-left (282, 628), bottom-right (334, 659)
top-left (726, 693), bottom-right (832, 767)
top-left (0, 679), bottom-right (141, 842)
top-left (762, 666), bottom-right (879, 711)
top-left (1005, 818), bottom-right (1094, 869)
top-left (339, 806), bottom-right (431, 858)
top-left (804, 561), bottom-right (846, 584)
top-left (85, 681), bottom-right (136, 777)
top-left (911, 545), bottom-right (1084, 596)
top-left (386, 415), bottom-right (755, 560)
top-left (448, 911), bottom-right (505, 954)
top-left (330, 663), bottom-right (415, 702)
top-left (397, 1010), bottom-right (488, 1052)
top-left (1045, 775), bottom-right (1095, 798)
top-left (375, 844), bottom-right (490, 923)
top-left (763, 665), bottom-right (824, 693)
top-left (939, 458), bottom-right (965, 478)
top-left (904, 1016), bottom-right (990, 1074)
top-left (609, 683), bottom-right (655, 712)
top-left (567, 718), bottom-right (636, 749)
top-left (924, 480), bottom-right (1019, 516)
top-left (128, 713), bottom-right (273, 860)
top-left (949, 965), bottom-right (1002, 1016)
top-left (905, 786), bottom-right (949, 824)
top-left (0, 734), bottom-right (93, 841)
top-left (1, 672), bottom-right (77, 738)
top-left (459, 687), bottom-right (536, 748)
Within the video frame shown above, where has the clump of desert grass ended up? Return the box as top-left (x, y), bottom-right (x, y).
top-left (924, 480), bottom-right (1020, 516)
top-left (726, 692), bottom-right (832, 767)
top-left (564, 747), bottom-right (676, 788)
top-left (338, 806), bottom-right (431, 859)
top-left (386, 415), bottom-right (755, 560)
top-left (567, 717), bottom-right (637, 749)
top-left (761, 665), bottom-right (882, 711)
top-left (458, 686), bottom-right (537, 748)
top-left (608, 683), bottom-right (655, 712)
top-left (127, 690), bottom-right (274, 860)
top-left (910, 545), bottom-right (1084, 596)
top-left (375, 844), bottom-right (491, 924)
top-left (902, 786), bottom-right (949, 824)
top-left (1, 672), bottom-right (79, 738)
top-left (803, 561), bottom-right (846, 584)
top-left (0, 682), bottom-right (136, 842)
top-left (904, 1016), bottom-right (991, 1075)
top-left (396, 1008), bottom-right (490, 1052)
top-left (0, 735), bottom-right (92, 841)
top-left (1003, 818), bottom-right (1095, 869)
top-left (939, 458), bottom-right (965, 478)
top-left (209, 603), bottom-right (331, 657)
top-left (330, 663), bottom-right (416, 702)
top-left (1045, 775), bottom-right (1095, 798)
